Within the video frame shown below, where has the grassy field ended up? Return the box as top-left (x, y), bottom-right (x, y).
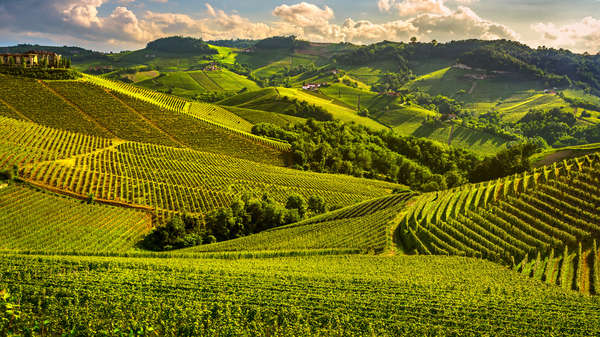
top-left (223, 106), bottom-right (306, 127)
top-left (277, 87), bottom-right (388, 130)
top-left (531, 143), bottom-right (600, 167)
top-left (2, 252), bottom-right (599, 336)
top-left (188, 68), bottom-right (260, 92)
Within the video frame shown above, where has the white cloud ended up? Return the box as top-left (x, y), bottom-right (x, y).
top-left (272, 2), bottom-right (334, 27)
top-left (532, 17), bottom-right (600, 53)
top-left (409, 6), bottom-right (518, 41)
top-left (378, 0), bottom-right (451, 16)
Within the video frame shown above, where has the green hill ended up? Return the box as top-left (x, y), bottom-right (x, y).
top-left (0, 74), bottom-right (290, 165)
top-left (0, 116), bottom-right (402, 219)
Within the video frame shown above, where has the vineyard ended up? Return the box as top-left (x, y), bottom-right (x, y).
top-left (188, 192), bottom-right (415, 253)
top-left (0, 184), bottom-right (151, 252)
top-left (2, 253), bottom-right (600, 336)
top-left (81, 73), bottom-right (189, 112)
top-left (398, 153), bottom-right (600, 294)
top-left (0, 116), bottom-right (401, 217)
top-left (0, 74), bottom-right (111, 137)
top-left (0, 74), bottom-right (290, 164)
top-left (82, 73), bottom-right (292, 152)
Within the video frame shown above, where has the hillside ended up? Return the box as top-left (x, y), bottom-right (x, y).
top-left (185, 192), bottom-right (414, 253)
top-left (0, 74), bottom-right (289, 165)
top-left (3, 253), bottom-right (600, 336)
top-left (399, 153), bottom-right (600, 294)
top-left (0, 116), bottom-right (402, 220)
top-left (3, 35), bottom-right (600, 336)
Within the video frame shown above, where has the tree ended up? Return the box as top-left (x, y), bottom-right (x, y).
top-left (308, 195), bottom-right (327, 214)
top-left (410, 37), bottom-right (418, 44)
top-left (286, 194), bottom-right (307, 218)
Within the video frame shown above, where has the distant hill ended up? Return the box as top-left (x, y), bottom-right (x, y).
top-left (146, 36), bottom-right (218, 54)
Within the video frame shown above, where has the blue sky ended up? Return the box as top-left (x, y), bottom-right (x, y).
top-left (0, 0), bottom-right (599, 53)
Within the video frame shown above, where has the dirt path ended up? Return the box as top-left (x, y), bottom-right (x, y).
top-left (0, 97), bottom-right (33, 122)
top-left (468, 81), bottom-right (477, 95)
top-left (21, 139), bottom-right (126, 170)
top-left (106, 90), bottom-right (188, 148)
top-left (447, 123), bottom-right (456, 146)
top-left (38, 80), bottom-right (117, 138)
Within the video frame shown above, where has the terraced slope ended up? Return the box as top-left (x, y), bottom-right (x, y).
top-left (0, 116), bottom-right (402, 217)
top-left (0, 184), bottom-right (151, 252)
top-left (3, 253), bottom-right (600, 336)
top-left (186, 192), bottom-right (415, 253)
top-left (399, 153), bottom-right (600, 294)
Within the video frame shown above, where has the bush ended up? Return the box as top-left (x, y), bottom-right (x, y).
top-left (308, 195), bottom-right (327, 214)
top-left (0, 66), bottom-right (79, 80)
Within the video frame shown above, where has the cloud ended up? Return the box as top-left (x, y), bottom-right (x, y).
top-left (532, 17), bottom-right (600, 53)
top-left (0, 0), bottom-right (528, 52)
top-left (378, 0), bottom-right (451, 16)
top-left (272, 2), bottom-right (334, 27)
top-left (409, 6), bottom-right (518, 41)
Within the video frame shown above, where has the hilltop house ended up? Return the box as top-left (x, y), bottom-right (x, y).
top-left (0, 51), bottom-right (62, 67)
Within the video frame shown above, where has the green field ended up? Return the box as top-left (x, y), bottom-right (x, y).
top-left (2, 253), bottom-right (600, 336)
top-left (186, 193), bottom-right (414, 253)
top-left (277, 87), bottom-right (388, 130)
top-left (0, 184), bottom-right (150, 252)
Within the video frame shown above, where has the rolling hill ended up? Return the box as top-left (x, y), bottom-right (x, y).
top-left (3, 35), bottom-right (600, 336)
top-left (0, 116), bottom-right (403, 221)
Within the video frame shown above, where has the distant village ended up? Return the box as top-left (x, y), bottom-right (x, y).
top-left (0, 51), bottom-right (66, 68)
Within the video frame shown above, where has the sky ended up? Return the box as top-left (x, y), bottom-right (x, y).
top-left (0, 0), bottom-right (599, 54)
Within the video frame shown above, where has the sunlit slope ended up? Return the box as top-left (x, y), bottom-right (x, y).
top-left (183, 192), bottom-right (415, 253)
top-left (403, 65), bottom-right (576, 121)
top-left (0, 184), bottom-right (151, 252)
top-left (398, 153), bottom-right (600, 294)
top-left (0, 116), bottom-right (403, 217)
top-left (0, 74), bottom-right (290, 165)
top-left (135, 69), bottom-right (260, 97)
top-left (219, 88), bottom-right (388, 130)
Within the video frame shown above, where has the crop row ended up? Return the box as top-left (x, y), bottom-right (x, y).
top-left (114, 93), bottom-right (289, 165)
top-left (2, 253), bottom-right (600, 336)
top-left (82, 73), bottom-right (188, 112)
top-left (0, 184), bottom-right (151, 252)
top-left (399, 154), bottom-right (600, 293)
top-left (0, 75), bottom-right (112, 136)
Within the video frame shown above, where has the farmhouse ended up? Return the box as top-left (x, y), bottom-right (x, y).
top-left (0, 51), bottom-right (62, 67)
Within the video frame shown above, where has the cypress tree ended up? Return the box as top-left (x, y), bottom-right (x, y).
top-left (559, 245), bottom-right (570, 290)
top-left (574, 242), bottom-right (583, 292)
top-left (593, 240), bottom-right (599, 295)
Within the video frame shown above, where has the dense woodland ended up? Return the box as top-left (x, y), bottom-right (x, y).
top-left (335, 39), bottom-right (600, 92)
top-left (145, 193), bottom-right (329, 250)
top-left (253, 120), bottom-right (538, 191)
top-left (146, 36), bottom-right (218, 54)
